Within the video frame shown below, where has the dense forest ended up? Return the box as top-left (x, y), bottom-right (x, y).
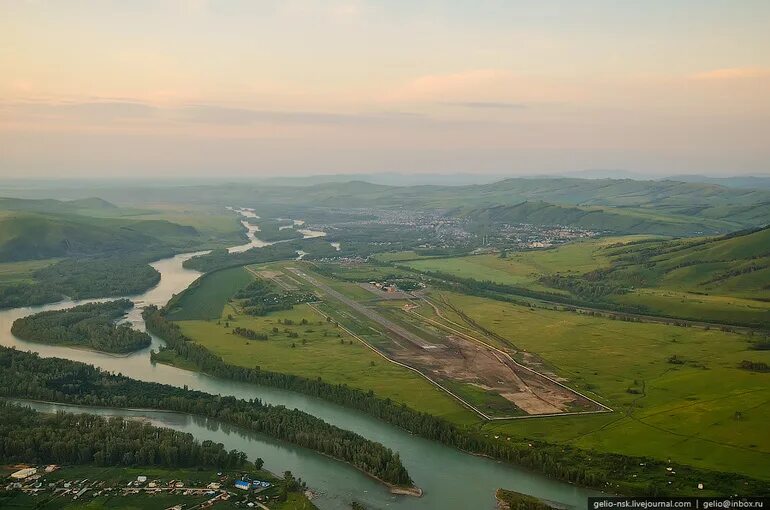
top-left (0, 345), bottom-right (413, 488)
top-left (235, 279), bottom-right (313, 316)
top-left (0, 256), bottom-right (161, 309)
top-left (11, 299), bottom-right (151, 354)
top-left (538, 271), bottom-right (627, 299)
top-left (0, 282), bottom-right (61, 309)
top-left (143, 307), bottom-right (768, 496)
top-left (0, 401), bottom-right (249, 469)
top-left (36, 257), bottom-right (161, 298)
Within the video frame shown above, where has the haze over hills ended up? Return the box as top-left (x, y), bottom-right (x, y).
top-left (0, 213), bottom-right (199, 262)
top-left (1, 177), bottom-right (768, 237)
top-left (462, 201), bottom-right (733, 236)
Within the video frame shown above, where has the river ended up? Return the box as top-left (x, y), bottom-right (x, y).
top-left (0, 215), bottom-right (594, 510)
top-left (227, 208), bottom-right (328, 253)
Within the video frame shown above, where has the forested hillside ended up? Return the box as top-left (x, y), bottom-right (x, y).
top-left (0, 213), bottom-right (199, 262)
top-left (0, 197), bottom-right (218, 308)
top-left (0, 196), bottom-right (118, 215)
top-left (0, 257), bottom-right (161, 309)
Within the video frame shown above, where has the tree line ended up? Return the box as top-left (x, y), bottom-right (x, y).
top-left (183, 244), bottom-right (302, 273)
top-left (11, 299), bottom-right (151, 354)
top-left (403, 266), bottom-right (646, 313)
top-left (0, 401), bottom-right (249, 469)
top-left (234, 279), bottom-right (313, 316)
top-left (233, 327), bottom-right (268, 340)
top-left (143, 305), bottom-right (769, 497)
top-left (0, 344), bottom-right (413, 488)
top-left (394, 264), bottom-right (767, 329)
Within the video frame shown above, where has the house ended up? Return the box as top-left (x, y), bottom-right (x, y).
top-left (234, 480), bottom-right (250, 490)
top-left (10, 468), bottom-right (37, 480)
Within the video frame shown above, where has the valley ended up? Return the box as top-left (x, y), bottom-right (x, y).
top-left (0, 181), bottom-right (768, 508)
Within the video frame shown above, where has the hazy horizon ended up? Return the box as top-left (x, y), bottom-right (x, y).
top-left (2, 1), bottom-right (769, 178)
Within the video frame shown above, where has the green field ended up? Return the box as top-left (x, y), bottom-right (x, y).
top-left (174, 299), bottom-right (474, 423)
top-left (166, 266), bottom-right (254, 321)
top-left (161, 254), bottom-right (770, 482)
top-left (439, 291), bottom-right (770, 480)
top-left (613, 288), bottom-right (770, 327)
top-left (396, 235), bottom-right (651, 288)
top-left (166, 264), bottom-right (770, 479)
top-left (393, 231), bottom-right (770, 328)
top-left (600, 227), bottom-right (770, 325)
top-left (0, 259), bottom-right (57, 284)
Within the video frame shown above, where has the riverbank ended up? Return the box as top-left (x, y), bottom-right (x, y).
top-left (0, 346), bottom-right (417, 490)
top-left (142, 356), bottom-right (425, 497)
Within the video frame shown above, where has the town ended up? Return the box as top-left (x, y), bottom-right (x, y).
top-left (1, 464), bottom-right (301, 509)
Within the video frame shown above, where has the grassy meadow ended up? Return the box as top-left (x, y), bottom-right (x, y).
top-left (612, 288), bottom-right (770, 327)
top-left (395, 235), bottom-right (652, 288)
top-left (391, 232), bottom-right (770, 328)
top-left (440, 291), bottom-right (770, 480)
top-left (0, 259), bottom-right (57, 284)
top-left (173, 296), bottom-right (473, 422)
top-left (125, 202), bottom-right (246, 245)
top-left (166, 266), bottom-right (253, 321)
top-left (161, 255), bottom-right (770, 481)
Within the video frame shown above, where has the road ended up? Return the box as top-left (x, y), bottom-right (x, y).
top-left (286, 267), bottom-right (434, 349)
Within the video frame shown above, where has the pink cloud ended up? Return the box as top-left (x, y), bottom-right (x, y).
top-left (691, 67), bottom-right (770, 80)
top-left (383, 69), bottom-right (580, 104)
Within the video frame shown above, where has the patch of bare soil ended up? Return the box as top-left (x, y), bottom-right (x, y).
top-left (382, 330), bottom-right (579, 415)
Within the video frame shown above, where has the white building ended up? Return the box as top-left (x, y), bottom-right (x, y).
top-left (10, 468), bottom-right (37, 480)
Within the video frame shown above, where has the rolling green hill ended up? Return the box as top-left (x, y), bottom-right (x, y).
top-left (211, 177), bottom-right (769, 235)
top-left (464, 201), bottom-right (733, 236)
top-left (538, 227), bottom-right (770, 326)
top-left (392, 227), bottom-right (770, 328)
top-left (603, 226), bottom-right (770, 299)
top-left (0, 213), bottom-right (200, 262)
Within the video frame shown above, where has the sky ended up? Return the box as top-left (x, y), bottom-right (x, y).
top-left (1, 0), bottom-right (769, 178)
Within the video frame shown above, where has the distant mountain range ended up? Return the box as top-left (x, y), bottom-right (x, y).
top-left (245, 171), bottom-right (770, 189)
